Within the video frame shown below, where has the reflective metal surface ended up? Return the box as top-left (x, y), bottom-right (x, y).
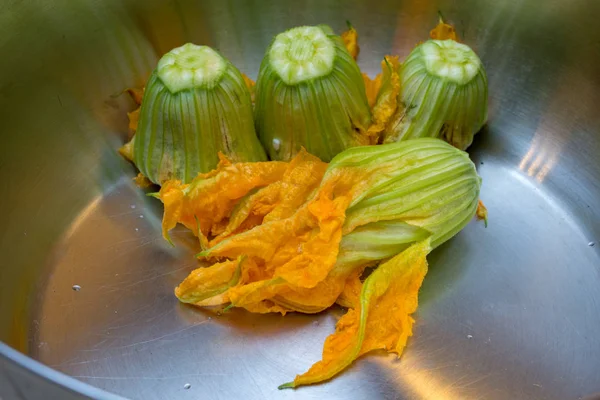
top-left (1, 0), bottom-right (599, 399)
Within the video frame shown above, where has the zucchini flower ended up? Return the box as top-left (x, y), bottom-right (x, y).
top-left (132, 43), bottom-right (266, 184)
top-left (383, 39), bottom-right (488, 150)
top-left (254, 25), bottom-right (372, 162)
top-left (160, 139), bottom-right (483, 387)
top-left (168, 138), bottom-right (481, 306)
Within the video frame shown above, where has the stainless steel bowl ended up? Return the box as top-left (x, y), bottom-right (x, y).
top-left (1, 0), bottom-right (599, 399)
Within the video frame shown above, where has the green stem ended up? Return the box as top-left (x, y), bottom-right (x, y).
top-left (278, 382), bottom-right (295, 390)
top-left (157, 43), bottom-right (227, 93)
top-left (420, 40), bottom-right (481, 85)
top-left (268, 26), bottom-right (336, 85)
top-left (437, 10), bottom-right (446, 24)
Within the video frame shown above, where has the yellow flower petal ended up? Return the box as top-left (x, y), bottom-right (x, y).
top-left (158, 180), bottom-right (187, 244)
top-left (429, 14), bottom-right (459, 41)
top-left (125, 87), bottom-right (143, 138)
top-left (476, 199), bottom-right (488, 227)
top-left (127, 107), bottom-right (141, 134)
top-left (281, 239), bottom-right (430, 389)
top-left (366, 56), bottom-right (401, 142)
top-left (335, 265), bottom-right (366, 309)
top-left (241, 73), bottom-right (256, 102)
top-left (362, 73), bottom-right (382, 108)
top-left (341, 23), bottom-right (360, 59)
top-left (133, 172), bottom-right (153, 189)
top-left (175, 257), bottom-right (243, 304)
top-left (158, 157), bottom-right (287, 241)
top-left (125, 87), bottom-right (144, 105)
top-left (194, 292), bottom-right (230, 307)
top-left (201, 171), bottom-right (362, 289)
top-left (214, 149), bottom-right (327, 243)
top-left (241, 300), bottom-right (290, 315)
top-left (118, 137), bottom-right (135, 162)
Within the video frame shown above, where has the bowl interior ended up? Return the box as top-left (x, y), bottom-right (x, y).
top-left (1, 0), bottom-right (599, 399)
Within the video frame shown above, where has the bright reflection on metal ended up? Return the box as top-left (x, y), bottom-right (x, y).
top-left (519, 129), bottom-right (561, 183)
top-left (379, 355), bottom-right (471, 400)
top-left (518, 66), bottom-right (596, 183)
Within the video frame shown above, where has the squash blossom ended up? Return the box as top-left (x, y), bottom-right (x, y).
top-left (280, 239), bottom-right (431, 389)
top-left (382, 38), bottom-right (488, 149)
top-left (139, 18), bottom-right (488, 389)
top-left (130, 43), bottom-right (266, 184)
top-left (162, 138), bottom-right (481, 303)
top-left (158, 139), bottom-right (481, 367)
top-left (254, 25), bottom-right (372, 162)
top-left (158, 138), bottom-right (481, 388)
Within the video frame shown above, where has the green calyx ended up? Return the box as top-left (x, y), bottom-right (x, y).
top-left (328, 138), bottom-right (481, 249)
top-left (336, 220), bottom-right (431, 266)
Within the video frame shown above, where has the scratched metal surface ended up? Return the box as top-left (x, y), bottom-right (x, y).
top-left (1, 0), bottom-right (600, 399)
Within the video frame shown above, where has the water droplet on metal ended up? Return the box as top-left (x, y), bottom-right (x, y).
top-left (139, 215), bottom-right (144, 219)
top-left (467, 334), bottom-right (473, 339)
top-left (135, 228), bottom-right (139, 232)
top-left (184, 383), bottom-right (191, 390)
top-left (589, 241), bottom-right (595, 247)
top-left (130, 204), bottom-right (136, 209)
top-left (72, 285), bottom-right (81, 291)
top-left (272, 138), bottom-right (281, 152)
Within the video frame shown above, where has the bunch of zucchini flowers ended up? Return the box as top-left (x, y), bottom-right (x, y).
top-left (119, 16), bottom-right (488, 389)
